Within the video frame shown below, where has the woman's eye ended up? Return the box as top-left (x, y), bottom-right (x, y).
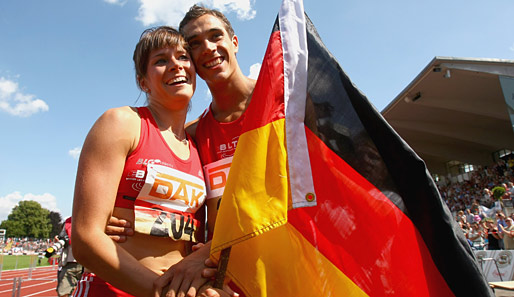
top-left (179, 54), bottom-right (189, 61)
top-left (155, 58), bottom-right (167, 65)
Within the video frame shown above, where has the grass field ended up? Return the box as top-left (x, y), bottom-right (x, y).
top-left (0, 254), bottom-right (53, 270)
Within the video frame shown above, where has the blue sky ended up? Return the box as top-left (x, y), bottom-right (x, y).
top-left (1, 0), bottom-right (513, 222)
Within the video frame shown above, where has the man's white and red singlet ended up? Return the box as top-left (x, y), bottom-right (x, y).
top-left (195, 105), bottom-right (245, 200)
top-left (195, 105), bottom-right (247, 297)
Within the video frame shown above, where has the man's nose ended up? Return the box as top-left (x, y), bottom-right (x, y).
top-left (202, 40), bottom-right (216, 53)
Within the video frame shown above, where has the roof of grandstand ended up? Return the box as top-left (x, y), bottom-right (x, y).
top-left (382, 57), bottom-right (514, 175)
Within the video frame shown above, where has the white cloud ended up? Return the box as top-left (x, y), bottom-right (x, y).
top-left (0, 192), bottom-right (60, 222)
top-left (211, 0), bottom-right (256, 21)
top-left (0, 77), bottom-right (49, 117)
top-left (136, 0), bottom-right (196, 26)
top-left (104, 0), bottom-right (127, 6)
top-left (248, 63), bottom-right (261, 79)
top-left (135, 0), bottom-right (256, 27)
top-left (68, 147), bottom-right (82, 160)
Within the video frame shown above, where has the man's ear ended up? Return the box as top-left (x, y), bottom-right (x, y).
top-left (232, 34), bottom-right (239, 54)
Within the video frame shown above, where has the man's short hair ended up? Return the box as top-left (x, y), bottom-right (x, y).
top-left (179, 4), bottom-right (235, 38)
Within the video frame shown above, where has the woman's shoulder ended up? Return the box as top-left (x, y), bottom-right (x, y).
top-left (101, 106), bottom-right (139, 121)
top-left (90, 106), bottom-right (141, 140)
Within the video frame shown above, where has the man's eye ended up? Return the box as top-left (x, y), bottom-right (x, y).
top-left (188, 40), bottom-right (200, 49)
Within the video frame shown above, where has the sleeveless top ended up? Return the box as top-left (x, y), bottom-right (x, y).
top-left (115, 107), bottom-right (206, 242)
top-left (195, 105), bottom-right (246, 200)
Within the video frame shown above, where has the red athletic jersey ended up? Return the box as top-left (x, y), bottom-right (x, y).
top-left (115, 106), bottom-right (204, 208)
top-left (195, 106), bottom-right (247, 297)
top-left (114, 107), bottom-right (206, 242)
top-left (195, 106), bottom-right (246, 199)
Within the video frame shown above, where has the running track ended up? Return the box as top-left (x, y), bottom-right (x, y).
top-left (0, 266), bottom-right (58, 297)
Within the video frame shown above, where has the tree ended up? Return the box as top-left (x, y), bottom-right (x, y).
top-left (0, 201), bottom-right (52, 238)
top-left (48, 211), bottom-right (63, 238)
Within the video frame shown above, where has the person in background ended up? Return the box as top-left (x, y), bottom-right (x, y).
top-left (485, 218), bottom-right (503, 250)
top-left (500, 217), bottom-right (514, 249)
top-left (45, 217), bottom-right (83, 297)
top-left (465, 209), bottom-right (475, 225)
top-left (468, 221), bottom-right (485, 250)
top-left (496, 211), bottom-right (507, 249)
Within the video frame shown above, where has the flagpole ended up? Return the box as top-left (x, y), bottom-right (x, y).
top-left (213, 247), bottom-right (231, 289)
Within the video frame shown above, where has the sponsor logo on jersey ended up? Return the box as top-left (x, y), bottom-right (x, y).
top-left (216, 137), bottom-right (239, 159)
top-left (203, 157), bottom-right (233, 199)
top-left (137, 163), bottom-right (206, 212)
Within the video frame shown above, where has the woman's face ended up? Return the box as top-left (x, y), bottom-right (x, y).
top-left (142, 45), bottom-right (196, 109)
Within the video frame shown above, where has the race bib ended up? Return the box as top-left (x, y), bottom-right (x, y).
top-left (134, 163), bottom-right (206, 242)
top-left (203, 157), bottom-right (232, 199)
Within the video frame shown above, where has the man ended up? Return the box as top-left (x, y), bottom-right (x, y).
top-left (107, 5), bottom-right (255, 297)
top-left (47, 217), bottom-right (84, 297)
top-left (181, 4), bottom-right (256, 243)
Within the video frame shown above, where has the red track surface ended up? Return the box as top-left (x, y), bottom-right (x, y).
top-left (0, 266), bottom-right (58, 297)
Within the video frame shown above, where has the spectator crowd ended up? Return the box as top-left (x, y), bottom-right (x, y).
top-left (438, 158), bottom-right (514, 250)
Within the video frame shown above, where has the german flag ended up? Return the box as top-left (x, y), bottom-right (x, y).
top-left (210, 0), bottom-right (493, 296)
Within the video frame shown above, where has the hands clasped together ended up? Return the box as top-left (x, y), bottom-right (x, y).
top-left (106, 217), bottom-right (236, 297)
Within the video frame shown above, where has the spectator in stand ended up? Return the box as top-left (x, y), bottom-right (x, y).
top-left (465, 209), bottom-right (475, 225)
top-left (483, 188), bottom-right (493, 208)
top-left (496, 211), bottom-right (507, 249)
top-left (468, 222), bottom-right (485, 250)
top-left (456, 210), bottom-right (467, 224)
top-left (485, 218), bottom-right (503, 250)
top-left (500, 217), bottom-right (514, 250)
top-left (508, 182), bottom-right (514, 198)
top-left (461, 222), bottom-right (471, 241)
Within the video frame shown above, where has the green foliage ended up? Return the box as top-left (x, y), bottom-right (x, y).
top-left (0, 201), bottom-right (53, 238)
top-left (48, 211), bottom-right (63, 238)
top-left (492, 186), bottom-right (507, 200)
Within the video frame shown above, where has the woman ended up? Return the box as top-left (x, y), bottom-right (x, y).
top-left (468, 222), bottom-right (485, 250)
top-left (485, 219), bottom-right (503, 250)
top-left (500, 217), bottom-right (514, 249)
top-left (72, 26), bottom-right (206, 297)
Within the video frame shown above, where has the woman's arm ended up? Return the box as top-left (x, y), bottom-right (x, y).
top-left (72, 107), bottom-right (158, 297)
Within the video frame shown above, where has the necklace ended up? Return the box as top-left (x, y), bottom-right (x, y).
top-left (147, 106), bottom-right (188, 146)
top-left (169, 129), bottom-right (188, 146)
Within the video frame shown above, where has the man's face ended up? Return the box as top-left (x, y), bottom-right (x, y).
top-left (182, 14), bottom-right (239, 84)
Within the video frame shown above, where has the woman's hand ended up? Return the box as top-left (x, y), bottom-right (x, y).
top-left (154, 242), bottom-right (212, 297)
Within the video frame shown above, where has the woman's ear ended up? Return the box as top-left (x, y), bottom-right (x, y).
top-left (138, 76), bottom-right (149, 93)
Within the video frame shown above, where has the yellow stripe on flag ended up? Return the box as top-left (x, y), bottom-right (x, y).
top-left (212, 119), bottom-right (289, 252)
top-left (224, 223), bottom-right (369, 297)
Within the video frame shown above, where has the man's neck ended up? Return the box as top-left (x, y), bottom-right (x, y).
top-left (209, 73), bottom-right (256, 123)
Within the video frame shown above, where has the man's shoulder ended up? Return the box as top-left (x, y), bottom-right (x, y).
top-left (186, 119), bottom-right (199, 138)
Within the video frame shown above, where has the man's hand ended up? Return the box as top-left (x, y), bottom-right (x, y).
top-left (198, 286), bottom-right (238, 297)
top-left (154, 243), bottom-right (211, 297)
top-left (202, 257), bottom-right (218, 279)
top-left (105, 216), bottom-right (134, 243)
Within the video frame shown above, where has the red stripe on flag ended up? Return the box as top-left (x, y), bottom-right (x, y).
top-left (288, 127), bottom-right (453, 296)
top-left (242, 30), bottom-right (285, 134)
